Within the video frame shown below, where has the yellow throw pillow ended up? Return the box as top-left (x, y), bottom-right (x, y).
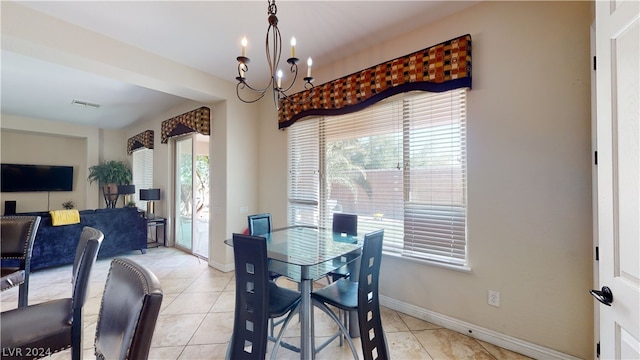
top-left (50, 209), bottom-right (80, 226)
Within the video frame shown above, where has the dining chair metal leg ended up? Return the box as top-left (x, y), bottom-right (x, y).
top-left (269, 302), bottom-right (301, 360)
top-left (312, 299), bottom-right (359, 358)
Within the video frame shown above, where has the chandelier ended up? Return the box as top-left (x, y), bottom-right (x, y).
top-left (235, 0), bottom-right (314, 110)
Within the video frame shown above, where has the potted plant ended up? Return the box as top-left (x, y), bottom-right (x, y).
top-left (62, 200), bottom-right (75, 209)
top-left (87, 160), bottom-right (132, 208)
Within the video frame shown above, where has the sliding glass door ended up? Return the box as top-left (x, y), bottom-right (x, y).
top-left (174, 134), bottom-right (210, 258)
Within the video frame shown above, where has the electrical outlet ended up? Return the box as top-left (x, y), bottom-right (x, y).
top-left (488, 290), bottom-right (500, 307)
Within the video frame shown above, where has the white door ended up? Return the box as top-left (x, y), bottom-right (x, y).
top-left (594, 0), bottom-right (639, 358)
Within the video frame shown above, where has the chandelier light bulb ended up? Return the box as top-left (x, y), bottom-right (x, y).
top-left (277, 69), bottom-right (283, 88)
top-left (290, 36), bottom-right (296, 58)
top-left (307, 57), bottom-right (313, 77)
top-left (241, 36), bottom-right (247, 57)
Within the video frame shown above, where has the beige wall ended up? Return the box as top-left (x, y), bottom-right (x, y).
top-left (1, 129), bottom-right (86, 212)
top-left (257, 98), bottom-right (289, 228)
top-left (0, 113), bottom-right (123, 211)
top-left (257, 1), bottom-right (593, 358)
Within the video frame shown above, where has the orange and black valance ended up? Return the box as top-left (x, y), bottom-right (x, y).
top-left (278, 34), bottom-right (471, 129)
top-left (127, 130), bottom-right (154, 155)
top-left (161, 106), bottom-right (211, 143)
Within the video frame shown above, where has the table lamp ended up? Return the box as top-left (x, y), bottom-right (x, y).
top-left (117, 184), bottom-right (135, 207)
top-left (140, 188), bottom-right (160, 218)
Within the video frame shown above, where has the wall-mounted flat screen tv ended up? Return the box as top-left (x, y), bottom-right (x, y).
top-left (1, 164), bottom-right (74, 192)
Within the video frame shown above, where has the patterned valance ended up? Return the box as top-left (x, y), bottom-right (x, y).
top-left (127, 130), bottom-right (154, 155)
top-left (278, 34), bottom-right (472, 129)
top-left (161, 106), bottom-right (211, 143)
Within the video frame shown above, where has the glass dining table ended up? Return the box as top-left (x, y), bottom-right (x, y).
top-left (225, 226), bottom-right (363, 360)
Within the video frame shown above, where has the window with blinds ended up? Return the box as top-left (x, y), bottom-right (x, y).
top-left (288, 89), bottom-right (468, 267)
top-left (132, 148), bottom-right (153, 210)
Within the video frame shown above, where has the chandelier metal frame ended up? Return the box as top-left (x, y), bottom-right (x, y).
top-left (235, 0), bottom-right (315, 110)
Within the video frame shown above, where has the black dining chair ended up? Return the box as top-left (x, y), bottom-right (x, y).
top-left (311, 229), bottom-right (389, 360)
top-left (247, 213), bottom-right (272, 236)
top-left (0, 215), bottom-right (41, 308)
top-left (248, 213), bottom-right (282, 282)
top-left (94, 258), bottom-right (163, 360)
top-left (333, 213), bottom-right (358, 236)
top-left (247, 213), bottom-right (299, 341)
top-left (0, 226), bottom-right (104, 360)
top-left (326, 213), bottom-right (358, 283)
top-left (227, 233), bottom-right (301, 360)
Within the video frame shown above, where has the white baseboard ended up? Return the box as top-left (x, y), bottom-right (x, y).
top-left (379, 295), bottom-right (581, 360)
top-left (208, 259), bottom-right (234, 273)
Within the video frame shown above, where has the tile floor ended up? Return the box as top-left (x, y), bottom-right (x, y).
top-left (1, 247), bottom-right (532, 360)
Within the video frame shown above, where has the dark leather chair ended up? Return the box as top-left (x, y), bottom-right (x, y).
top-left (1, 216), bottom-right (41, 308)
top-left (227, 233), bottom-right (301, 360)
top-left (311, 229), bottom-right (389, 360)
top-left (94, 257), bottom-right (163, 360)
top-left (1, 226), bottom-right (104, 360)
top-left (327, 213), bottom-right (358, 283)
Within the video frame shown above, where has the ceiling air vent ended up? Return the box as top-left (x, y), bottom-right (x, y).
top-left (71, 100), bottom-right (101, 109)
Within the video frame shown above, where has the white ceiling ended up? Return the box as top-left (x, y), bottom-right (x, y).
top-left (1, 1), bottom-right (479, 129)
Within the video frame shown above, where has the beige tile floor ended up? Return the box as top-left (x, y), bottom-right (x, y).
top-left (1, 247), bottom-right (532, 360)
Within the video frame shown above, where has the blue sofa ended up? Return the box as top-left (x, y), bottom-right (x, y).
top-left (9, 207), bottom-right (147, 270)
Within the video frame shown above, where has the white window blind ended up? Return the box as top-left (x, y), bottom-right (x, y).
top-left (288, 119), bottom-right (320, 227)
top-left (132, 148), bottom-right (153, 210)
top-left (288, 89), bottom-right (467, 267)
top-left (321, 100), bottom-right (405, 251)
top-left (402, 91), bottom-right (467, 265)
